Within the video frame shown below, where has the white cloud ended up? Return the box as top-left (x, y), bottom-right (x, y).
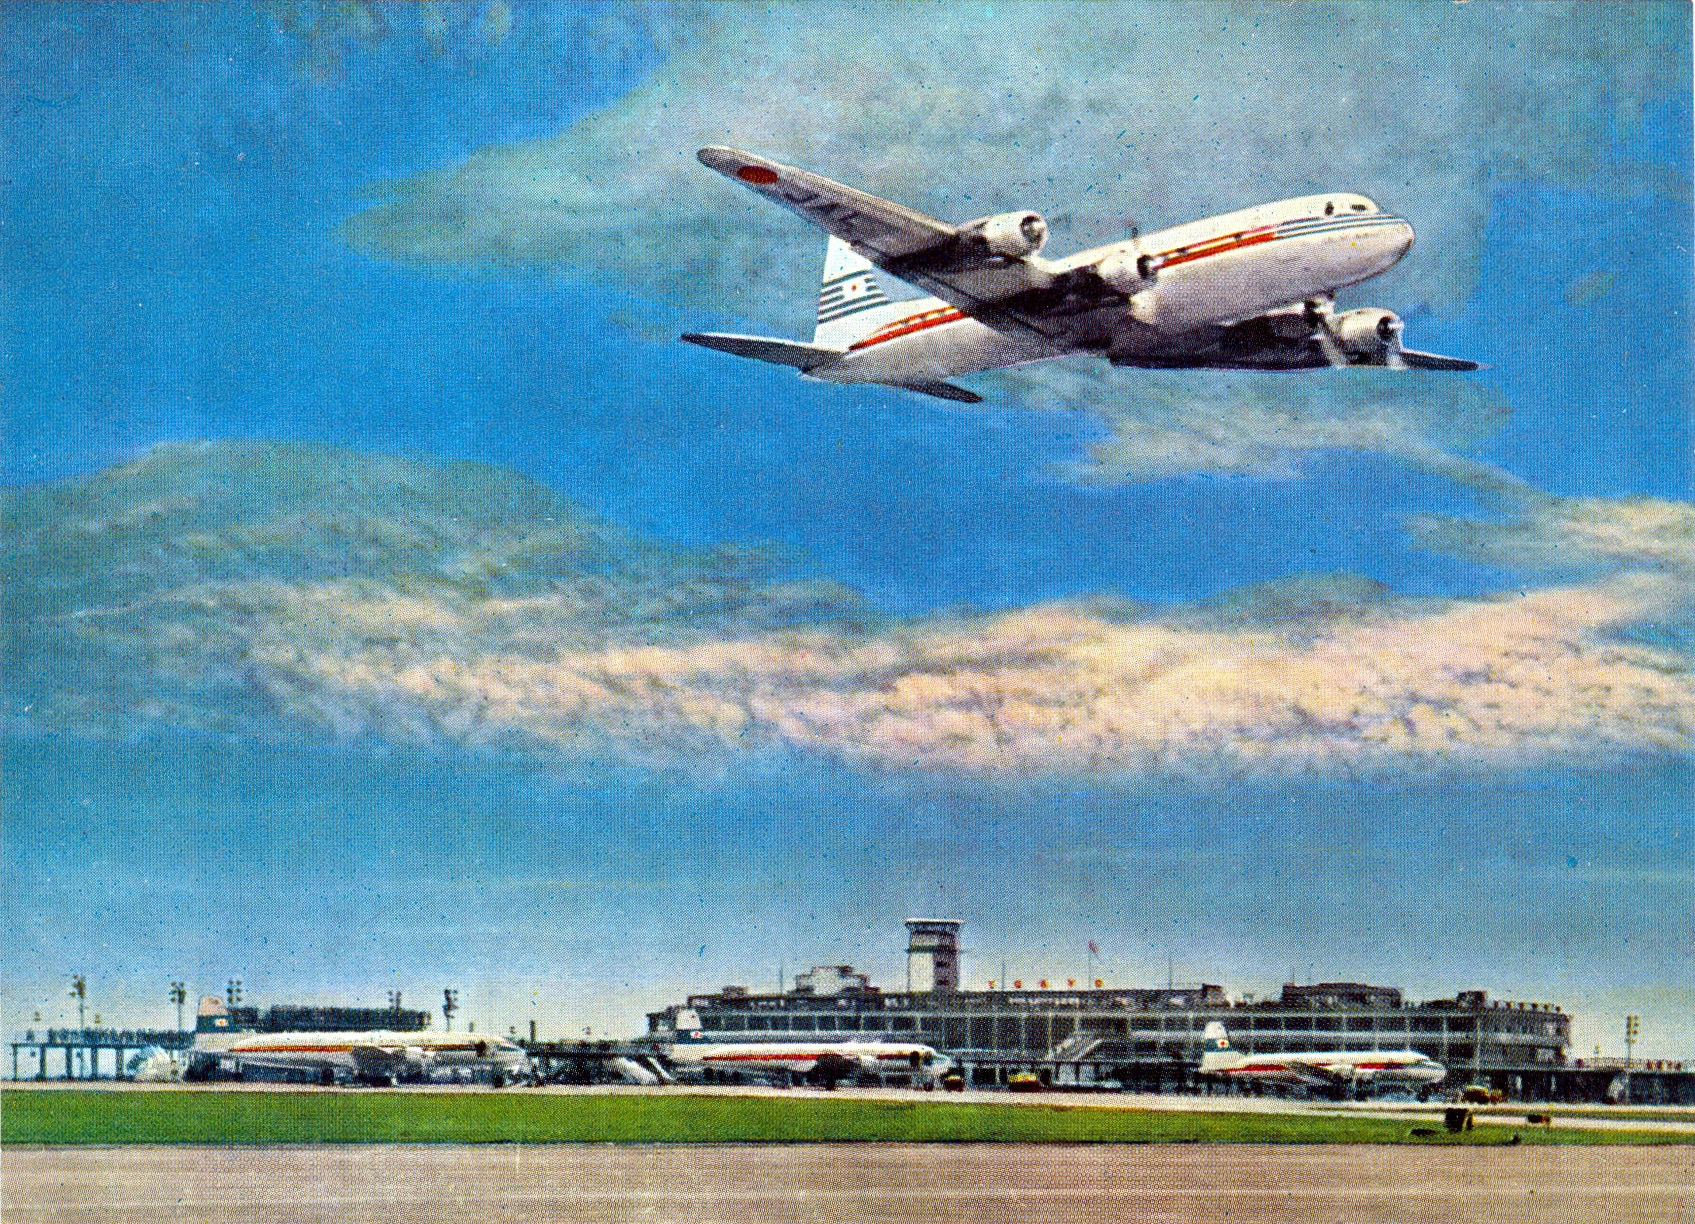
top-left (9, 442), bottom-right (1689, 779)
top-left (1408, 493), bottom-right (1695, 580)
top-left (259, 570), bottom-right (1691, 777)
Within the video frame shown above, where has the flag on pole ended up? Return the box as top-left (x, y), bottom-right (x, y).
top-left (1088, 940), bottom-right (1099, 956)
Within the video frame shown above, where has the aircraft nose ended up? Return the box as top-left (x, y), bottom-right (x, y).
top-left (1388, 218), bottom-right (1414, 261)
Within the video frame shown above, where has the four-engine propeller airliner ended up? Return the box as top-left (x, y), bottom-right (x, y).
top-left (661, 1009), bottom-right (951, 1088)
top-left (189, 996), bottom-right (531, 1086)
top-left (683, 146), bottom-right (1477, 402)
top-left (1198, 1021), bottom-right (1447, 1094)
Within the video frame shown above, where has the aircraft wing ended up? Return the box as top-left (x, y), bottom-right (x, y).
top-left (698, 146), bottom-right (955, 259)
top-left (1293, 1061), bottom-right (1362, 1087)
top-left (698, 147), bottom-right (1097, 344)
top-left (348, 1044), bottom-right (408, 1069)
top-left (1399, 348), bottom-right (1481, 372)
top-left (1236, 1058), bottom-right (1354, 1088)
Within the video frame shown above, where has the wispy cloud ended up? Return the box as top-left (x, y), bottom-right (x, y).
top-left (345, 3), bottom-right (1678, 310)
top-left (1408, 493), bottom-right (1695, 580)
top-left (267, 570), bottom-right (1691, 777)
top-left (8, 442), bottom-right (1688, 779)
top-left (1026, 363), bottom-right (1513, 483)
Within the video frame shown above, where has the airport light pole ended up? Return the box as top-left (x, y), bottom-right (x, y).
top-left (226, 979), bottom-right (243, 1009)
top-left (169, 982), bottom-right (187, 1032)
top-left (69, 975), bottom-right (87, 1033)
top-left (1625, 1015), bottom-right (1640, 1067)
top-left (443, 989), bottom-right (459, 1032)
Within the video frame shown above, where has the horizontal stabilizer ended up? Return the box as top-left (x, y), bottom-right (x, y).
top-left (1400, 348), bottom-right (1481, 372)
top-left (680, 332), bottom-right (842, 371)
top-left (899, 381), bottom-right (983, 404)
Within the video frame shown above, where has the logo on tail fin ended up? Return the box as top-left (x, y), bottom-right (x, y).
top-left (196, 995), bottom-right (231, 1033)
top-left (814, 237), bottom-right (895, 347)
top-left (1199, 1021), bottom-right (1244, 1073)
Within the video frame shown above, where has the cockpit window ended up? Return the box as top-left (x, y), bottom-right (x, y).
top-left (1324, 201), bottom-right (1334, 216)
top-left (1350, 203), bottom-right (1368, 212)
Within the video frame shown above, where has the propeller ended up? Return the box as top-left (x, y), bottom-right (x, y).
top-left (1377, 312), bottom-right (1408, 369)
top-left (1304, 298), bottom-right (1349, 368)
top-left (1307, 301), bottom-right (1411, 368)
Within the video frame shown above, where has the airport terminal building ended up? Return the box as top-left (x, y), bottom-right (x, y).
top-left (648, 920), bottom-right (1624, 1101)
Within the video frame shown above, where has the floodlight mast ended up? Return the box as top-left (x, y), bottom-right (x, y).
top-left (69, 975), bottom-right (87, 1032)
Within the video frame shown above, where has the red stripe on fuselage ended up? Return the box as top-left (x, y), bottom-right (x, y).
top-left (231, 1043), bottom-right (484, 1054)
top-left (848, 310), bottom-right (968, 352)
top-left (1225, 1059), bottom-right (1415, 1074)
top-left (844, 219), bottom-right (1317, 347)
top-left (1155, 227), bottom-right (1278, 271)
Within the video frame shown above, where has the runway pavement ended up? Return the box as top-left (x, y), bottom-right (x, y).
top-left (6, 1142), bottom-right (1693, 1223)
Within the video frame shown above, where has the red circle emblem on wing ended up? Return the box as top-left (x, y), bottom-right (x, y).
top-left (737, 165), bottom-right (780, 185)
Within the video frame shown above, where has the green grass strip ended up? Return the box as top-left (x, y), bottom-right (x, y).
top-left (1474, 1106), bottom-right (1695, 1124)
top-left (4, 1090), bottom-right (1687, 1146)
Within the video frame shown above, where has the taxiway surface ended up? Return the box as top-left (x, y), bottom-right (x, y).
top-left (6, 1143), bottom-right (1693, 1223)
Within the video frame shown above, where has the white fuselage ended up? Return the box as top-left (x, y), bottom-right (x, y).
top-left (812, 193), bottom-right (1414, 384)
top-left (206, 1029), bottom-right (530, 1079)
top-left (667, 1039), bottom-right (948, 1080)
top-left (1206, 1046), bottom-right (1447, 1086)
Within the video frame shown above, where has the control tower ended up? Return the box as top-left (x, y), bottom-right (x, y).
top-left (905, 919), bottom-right (962, 994)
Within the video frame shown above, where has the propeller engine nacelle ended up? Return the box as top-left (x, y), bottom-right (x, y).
top-left (961, 211), bottom-right (1049, 258)
top-left (1331, 307), bottom-right (1404, 365)
top-left (1095, 248), bottom-right (1161, 292)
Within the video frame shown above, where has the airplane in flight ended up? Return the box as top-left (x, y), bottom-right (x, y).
top-left (661, 1009), bottom-right (951, 1088)
top-left (189, 996), bottom-right (531, 1087)
top-left (1198, 1021), bottom-right (1447, 1096)
top-left (683, 146), bottom-right (1477, 403)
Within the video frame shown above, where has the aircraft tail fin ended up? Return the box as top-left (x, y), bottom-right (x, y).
top-left (195, 995), bottom-right (233, 1035)
top-left (813, 237), bottom-right (905, 348)
top-left (1199, 1020), bottom-right (1243, 1073)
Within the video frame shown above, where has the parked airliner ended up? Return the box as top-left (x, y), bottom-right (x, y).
top-left (662, 1009), bottom-right (950, 1088)
top-left (189, 996), bottom-right (530, 1086)
top-left (683, 146), bottom-right (1476, 402)
top-left (1198, 1021), bottom-right (1447, 1094)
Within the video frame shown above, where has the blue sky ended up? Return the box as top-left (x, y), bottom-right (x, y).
top-left (3, 2), bottom-right (1690, 1058)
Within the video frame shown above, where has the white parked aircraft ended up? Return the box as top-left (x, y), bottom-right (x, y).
top-left (190, 996), bottom-right (530, 1086)
top-left (1198, 1021), bottom-right (1447, 1093)
top-left (683, 147), bottom-right (1477, 402)
top-left (662, 1010), bottom-right (951, 1087)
